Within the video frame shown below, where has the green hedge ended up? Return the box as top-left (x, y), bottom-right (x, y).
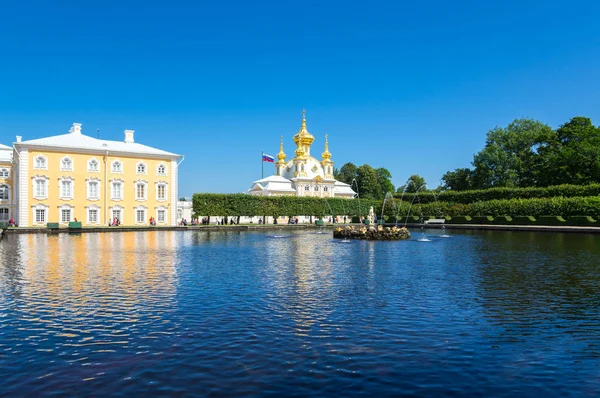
top-left (394, 184), bottom-right (600, 204)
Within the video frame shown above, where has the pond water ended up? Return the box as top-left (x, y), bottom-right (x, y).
top-left (1, 229), bottom-right (600, 397)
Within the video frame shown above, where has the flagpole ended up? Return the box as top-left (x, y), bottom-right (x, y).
top-left (261, 151), bottom-right (264, 179)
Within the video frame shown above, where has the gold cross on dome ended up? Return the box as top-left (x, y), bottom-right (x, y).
top-left (302, 108), bottom-right (306, 119)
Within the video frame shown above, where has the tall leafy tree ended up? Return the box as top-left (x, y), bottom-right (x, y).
top-left (471, 118), bottom-right (553, 188)
top-left (334, 162), bottom-right (358, 185)
top-left (398, 174), bottom-right (426, 193)
top-left (537, 117), bottom-right (600, 186)
top-left (356, 164), bottom-right (382, 199)
top-left (441, 168), bottom-right (473, 191)
top-left (376, 167), bottom-right (395, 195)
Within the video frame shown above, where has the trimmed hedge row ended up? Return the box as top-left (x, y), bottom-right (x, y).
top-left (435, 215), bottom-right (598, 226)
top-left (394, 184), bottom-right (600, 204)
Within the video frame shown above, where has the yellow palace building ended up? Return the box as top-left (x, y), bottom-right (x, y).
top-left (8, 123), bottom-right (182, 227)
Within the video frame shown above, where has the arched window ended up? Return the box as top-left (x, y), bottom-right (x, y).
top-left (324, 186), bottom-right (328, 192)
top-left (112, 160), bottom-right (122, 173)
top-left (0, 168), bottom-right (9, 178)
top-left (315, 186), bottom-right (319, 191)
top-left (61, 156), bottom-right (73, 171)
top-left (305, 185), bottom-right (309, 191)
top-left (157, 164), bottom-right (167, 176)
top-left (88, 158), bottom-right (99, 172)
top-left (137, 162), bottom-right (146, 175)
top-left (0, 185), bottom-right (9, 200)
top-left (34, 155), bottom-right (47, 169)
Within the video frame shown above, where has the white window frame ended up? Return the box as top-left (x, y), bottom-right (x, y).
top-left (88, 158), bottom-right (100, 173)
top-left (110, 179), bottom-right (124, 201)
top-left (156, 181), bottom-right (168, 201)
top-left (60, 156), bottom-right (74, 172)
top-left (58, 204), bottom-right (74, 224)
top-left (135, 180), bottom-right (148, 201)
top-left (32, 175), bottom-right (49, 200)
top-left (110, 205), bottom-right (124, 224)
top-left (87, 178), bottom-right (100, 201)
top-left (324, 186), bottom-right (328, 192)
top-left (157, 163), bottom-right (167, 176)
top-left (0, 184), bottom-right (10, 201)
top-left (156, 206), bottom-right (168, 224)
top-left (87, 205), bottom-right (100, 225)
top-left (111, 160), bottom-right (123, 174)
top-left (0, 168), bottom-right (10, 178)
top-left (135, 206), bottom-right (147, 224)
top-left (58, 177), bottom-right (74, 200)
top-left (136, 162), bottom-right (147, 175)
top-left (0, 207), bottom-right (9, 222)
top-left (32, 204), bottom-right (48, 225)
top-left (34, 155), bottom-right (48, 170)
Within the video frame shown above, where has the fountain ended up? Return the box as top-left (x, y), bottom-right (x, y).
top-left (381, 191), bottom-right (397, 225)
top-left (333, 224), bottom-right (411, 240)
top-left (404, 184), bottom-right (426, 227)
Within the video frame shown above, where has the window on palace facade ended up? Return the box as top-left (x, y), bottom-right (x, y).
top-left (136, 182), bottom-right (147, 201)
top-left (157, 163), bottom-right (167, 176)
top-left (305, 185), bottom-right (309, 191)
top-left (34, 207), bottom-right (47, 224)
top-left (60, 179), bottom-right (73, 200)
top-left (0, 168), bottom-right (9, 178)
top-left (88, 208), bottom-right (99, 224)
top-left (34, 155), bottom-right (47, 169)
top-left (136, 208), bottom-right (146, 224)
top-left (324, 187), bottom-right (328, 192)
top-left (137, 162), bottom-right (146, 175)
top-left (88, 158), bottom-right (99, 172)
top-left (112, 160), bottom-right (122, 173)
top-left (157, 209), bottom-right (166, 223)
top-left (33, 177), bottom-right (48, 199)
top-left (111, 181), bottom-right (123, 200)
top-left (111, 208), bottom-right (122, 223)
top-left (156, 183), bottom-right (167, 201)
top-left (60, 208), bottom-right (72, 223)
top-left (61, 156), bottom-right (73, 171)
top-left (0, 208), bottom-right (8, 221)
top-left (0, 185), bottom-right (9, 200)
top-left (315, 186), bottom-right (319, 191)
top-left (87, 180), bottom-right (100, 200)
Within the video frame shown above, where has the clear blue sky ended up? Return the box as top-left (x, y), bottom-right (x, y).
top-left (1, 0), bottom-right (599, 196)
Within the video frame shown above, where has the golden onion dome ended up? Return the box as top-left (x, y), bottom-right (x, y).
top-left (277, 136), bottom-right (286, 163)
top-left (321, 134), bottom-right (332, 161)
top-left (293, 110), bottom-right (314, 147)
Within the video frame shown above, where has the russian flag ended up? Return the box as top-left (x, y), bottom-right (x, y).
top-left (262, 153), bottom-right (275, 162)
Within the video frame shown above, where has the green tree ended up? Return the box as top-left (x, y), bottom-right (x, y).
top-left (376, 167), bottom-right (395, 195)
top-left (399, 174), bottom-right (426, 193)
top-left (335, 162), bottom-right (358, 185)
top-left (537, 117), bottom-right (600, 186)
top-left (471, 118), bottom-right (554, 188)
top-left (441, 168), bottom-right (474, 191)
top-left (356, 164), bottom-right (382, 199)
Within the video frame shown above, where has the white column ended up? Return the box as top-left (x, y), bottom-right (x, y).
top-left (18, 149), bottom-right (29, 226)
top-left (170, 159), bottom-right (178, 226)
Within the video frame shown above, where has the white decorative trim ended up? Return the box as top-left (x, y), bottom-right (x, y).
top-left (156, 205), bottom-right (168, 224)
top-left (31, 203), bottom-right (49, 226)
top-left (170, 159), bottom-right (178, 226)
top-left (110, 178), bottom-right (124, 201)
top-left (0, 183), bottom-right (11, 204)
top-left (33, 154), bottom-right (48, 170)
top-left (31, 174), bottom-right (49, 200)
top-left (111, 159), bottom-right (123, 174)
top-left (155, 180), bottom-right (168, 201)
top-left (60, 155), bottom-right (74, 172)
top-left (88, 158), bottom-right (100, 173)
top-left (0, 206), bottom-right (10, 222)
top-left (58, 176), bottom-right (75, 200)
top-left (18, 149), bottom-right (29, 226)
top-left (58, 204), bottom-right (74, 224)
top-left (0, 167), bottom-right (10, 178)
top-left (157, 163), bottom-right (167, 177)
top-left (86, 177), bottom-right (101, 201)
top-left (136, 161), bottom-right (147, 175)
top-left (86, 204), bottom-right (101, 225)
top-left (134, 205), bottom-right (147, 224)
top-left (109, 205), bottom-right (124, 224)
top-left (134, 179), bottom-right (148, 201)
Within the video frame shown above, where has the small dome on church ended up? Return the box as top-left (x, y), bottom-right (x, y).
top-left (321, 134), bottom-right (332, 162)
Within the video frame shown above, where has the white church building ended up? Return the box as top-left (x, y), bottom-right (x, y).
top-left (248, 112), bottom-right (356, 198)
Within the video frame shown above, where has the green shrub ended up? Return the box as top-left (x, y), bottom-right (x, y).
top-left (447, 216), bottom-right (472, 224)
top-left (472, 216), bottom-right (494, 224)
top-left (566, 216), bottom-right (598, 226)
top-left (512, 216), bottom-right (536, 225)
top-left (536, 216), bottom-right (567, 225)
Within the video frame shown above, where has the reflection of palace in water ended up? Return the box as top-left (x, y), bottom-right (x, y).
top-left (2, 232), bottom-right (179, 322)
